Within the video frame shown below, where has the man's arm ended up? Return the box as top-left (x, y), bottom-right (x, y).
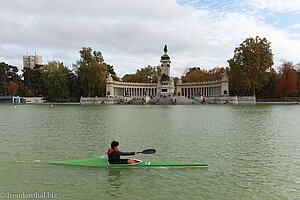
top-left (119, 151), bottom-right (137, 156)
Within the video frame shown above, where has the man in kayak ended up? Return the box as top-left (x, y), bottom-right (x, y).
top-left (108, 141), bottom-right (139, 165)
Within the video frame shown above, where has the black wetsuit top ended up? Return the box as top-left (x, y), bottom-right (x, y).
top-left (107, 149), bottom-right (135, 164)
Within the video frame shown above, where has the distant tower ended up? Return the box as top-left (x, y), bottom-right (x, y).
top-left (157, 45), bottom-right (175, 96)
top-left (23, 54), bottom-right (42, 69)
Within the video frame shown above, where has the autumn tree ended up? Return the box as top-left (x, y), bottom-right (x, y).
top-left (228, 36), bottom-right (274, 96)
top-left (0, 62), bottom-right (21, 96)
top-left (137, 65), bottom-right (161, 83)
top-left (276, 62), bottom-right (297, 97)
top-left (181, 67), bottom-right (226, 83)
top-left (122, 74), bottom-right (141, 82)
top-left (74, 47), bottom-right (108, 97)
top-left (181, 67), bottom-right (205, 83)
top-left (7, 81), bottom-right (18, 96)
top-left (296, 63), bottom-right (300, 90)
top-left (122, 65), bottom-right (161, 83)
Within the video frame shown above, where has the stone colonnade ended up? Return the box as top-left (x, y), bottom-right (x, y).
top-left (107, 78), bottom-right (229, 98)
top-left (179, 86), bottom-right (222, 97)
top-left (176, 79), bottom-right (229, 97)
top-left (106, 81), bottom-right (157, 98)
top-left (113, 87), bottom-right (157, 97)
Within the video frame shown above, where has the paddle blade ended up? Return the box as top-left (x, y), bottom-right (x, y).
top-left (141, 149), bottom-right (156, 154)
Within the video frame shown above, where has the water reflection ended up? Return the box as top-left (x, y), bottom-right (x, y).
top-left (105, 169), bottom-right (123, 197)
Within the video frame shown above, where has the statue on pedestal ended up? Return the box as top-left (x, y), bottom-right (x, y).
top-left (164, 44), bottom-right (168, 54)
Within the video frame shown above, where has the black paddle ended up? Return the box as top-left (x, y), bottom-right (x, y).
top-left (139, 149), bottom-right (156, 154)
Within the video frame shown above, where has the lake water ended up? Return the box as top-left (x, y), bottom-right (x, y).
top-left (0, 104), bottom-right (299, 199)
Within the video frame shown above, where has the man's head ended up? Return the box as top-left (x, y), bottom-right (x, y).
top-left (111, 141), bottom-right (119, 149)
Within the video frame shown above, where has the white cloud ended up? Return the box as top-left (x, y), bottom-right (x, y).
top-left (0, 0), bottom-right (299, 77)
top-left (246, 0), bottom-right (300, 12)
top-left (288, 23), bottom-right (300, 29)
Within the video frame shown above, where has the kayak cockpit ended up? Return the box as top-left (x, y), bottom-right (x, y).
top-left (108, 159), bottom-right (142, 166)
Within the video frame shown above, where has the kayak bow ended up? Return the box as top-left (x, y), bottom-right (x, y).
top-left (48, 158), bottom-right (208, 168)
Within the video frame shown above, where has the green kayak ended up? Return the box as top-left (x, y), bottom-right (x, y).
top-left (48, 158), bottom-right (208, 168)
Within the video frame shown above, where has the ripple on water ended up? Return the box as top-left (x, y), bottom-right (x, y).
top-left (0, 104), bottom-right (299, 199)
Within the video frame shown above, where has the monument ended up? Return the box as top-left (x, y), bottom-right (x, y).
top-left (156, 45), bottom-right (175, 97)
top-left (89, 44), bottom-right (239, 105)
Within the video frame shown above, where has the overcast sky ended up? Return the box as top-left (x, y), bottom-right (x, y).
top-left (0, 0), bottom-right (300, 77)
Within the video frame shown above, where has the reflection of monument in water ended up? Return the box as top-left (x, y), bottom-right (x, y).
top-left (79, 45), bottom-right (254, 104)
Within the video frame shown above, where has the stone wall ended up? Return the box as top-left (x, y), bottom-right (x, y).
top-left (199, 96), bottom-right (256, 104)
top-left (80, 97), bottom-right (119, 104)
top-left (24, 97), bottom-right (46, 104)
top-left (80, 96), bottom-right (256, 105)
top-left (237, 96), bottom-right (256, 104)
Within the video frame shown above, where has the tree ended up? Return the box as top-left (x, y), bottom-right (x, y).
top-left (8, 81), bottom-right (18, 96)
top-left (256, 69), bottom-right (278, 98)
top-left (23, 64), bottom-right (46, 96)
top-left (276, 62), bottom-right (297, 97)
top-left (74, 47), bottom-right (108, 97)
top-left (40, 61), bottom-right (70, 101)
top-left (122, 65), bottom-right (161, 83)
top-left (0, 63), bottom-right (8, 96)
top-left (17, 81), bottom-right (31, 97)
top-left (122, 74), bottom-right (141, 82)
top-left (67, 71), bottom-right (80, 101)
top-left (296, 62), bottom-right (300, 90)
top-left (181, 67), bottom-right (226, 83)
top-left (228, 36), bottom-right (274, 96)
top-left (106, 64), bottom-right (120, 81)
top-left (137, 65), bottom-right (161, 83)
top-left (181, 67), bottom-right (205, 83)
top-left (0, 62), bottom-right (22, 96)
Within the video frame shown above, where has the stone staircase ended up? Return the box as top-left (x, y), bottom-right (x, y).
top-left (175, 96), bottom-right (196, 104)
top-left (147, 95), bottom-right (175, 104)
top-left (124, 98), bottom-right (145, 104)
top-left (125, 96), bottom-right (202, 105)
